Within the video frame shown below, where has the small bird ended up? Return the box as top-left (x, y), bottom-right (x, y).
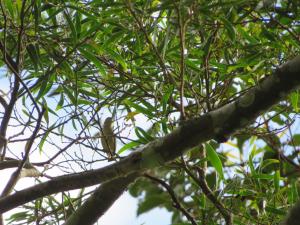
top-left (101, 117), bottom-right (116, 159)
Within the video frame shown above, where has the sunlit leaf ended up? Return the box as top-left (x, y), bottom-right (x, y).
top-left (205, 143), bottom-right (224, 180)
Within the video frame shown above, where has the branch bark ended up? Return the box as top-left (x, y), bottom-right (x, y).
top-left (63, 173), bottom-right (139, 225)
top-left (0, 55), bottom-right (299, 213)
top-left (0, 158), bottom-right (38, 170)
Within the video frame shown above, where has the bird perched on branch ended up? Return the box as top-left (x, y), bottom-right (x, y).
top-left (101, 117), bottom-right (116, 159)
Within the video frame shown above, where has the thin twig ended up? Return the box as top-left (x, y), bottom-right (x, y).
top-left (203, 27), bottom-right (218, 112)
top-left (125, 0), bottom-right (176, 85)
top-left (144, 173), bottom-right (197, 225)
top-left (35, 107), bottom-right (101, 166)
top-left (0, 96), bottom-right (7, 110)
top-left (175, 4), bottom-right (189, 120)
top-left (1, 107), bottom-right (45, 197)
top-left (182, 162), bottom-right (232, 225)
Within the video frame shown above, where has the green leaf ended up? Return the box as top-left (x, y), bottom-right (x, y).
top-left (205, 143), bottom-right (224, 180)
top-left (135, 126), bottom-right (154, 143)
top-left (117, 141), bottom-right (141, 154)
top-left (252, 174), bottom-right (274, 180)
top-left (35, 77), bottom-right (50, 101)
top-left (162, 85), bottom-right (173, 113)
top-left (63, 86), bottom-right (77, 105)
top-left (63, 10), bottom-right (77, 44)
top-left (125, 99), bottom-right (154, 118)
top-left (137, 195), bottom-right (167, 216)
top-left (290, 91), bottom-right (299, 112)
top-left (7, 211), bottom-right (29, 223)
top-left (249, 144), bottom-right (260, 175)
top-left (26, 44), bottom-right (40, 71)
top-left (77, 98), bottom-right (93, 105)
top-left (290, 180), bottom-right (299, 203)
top-left (78, 47), bottom-right (106, 75)
top-left (265, 206), bottom-right (286, 216)
top-left (66, 4), bottom-right (98, 21)
top-left (43, 99), bottom-right (49, 124)
top-left (274, 170), bottom-right (280, 192)
top-left (260, 26), bottom-right (276, 42)
top-left (260, 159), bottom-right (280, 171)
top-left (161, 119), bottom-right (169, 134)
top-left (39, 131), bottom-right (49, 153)
top-left (140, 99), bottom-right (156, 113)
top-left (101, 46), bottom-right (127, 70)
top-left (220, 17), bottom-right (236, 42)
top-left (237, 25), bottom-right (259, 44)
top-left (4, 0), bottom-right (14, 18)
top-left (56, 93), bottom-right (64, 110)
top-left (289, 134), bottom-right (300, 146)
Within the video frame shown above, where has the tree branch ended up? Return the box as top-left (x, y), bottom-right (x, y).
top-left (63, 173), bottom-right (139, 225)
top-left (0, 96), bottom-right (7, 109)
top-left (0, 41), bottom-right (20, 156)
top-left (183, 165), bottom-right (232, 225)
top-left (144, 173), bottom-right (197, 225)
top-left (0, 158), bottom-right (38, 170)
top-left (0, 55), bottom-right (299, 213)
top-left (1, 107), bottom-right (45, 197)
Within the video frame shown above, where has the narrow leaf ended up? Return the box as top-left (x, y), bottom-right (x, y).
top-left (205, 143), bottom-right (224, 179)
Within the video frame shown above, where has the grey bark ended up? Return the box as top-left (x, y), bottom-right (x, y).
top-left (63, 173), bottom-right (139, 225)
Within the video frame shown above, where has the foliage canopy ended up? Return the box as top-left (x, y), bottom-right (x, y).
top-left (0, 0), bottom-right (299, 224)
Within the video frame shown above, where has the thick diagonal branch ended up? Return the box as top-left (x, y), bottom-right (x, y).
top-left (0, 56), bottom-right (299, 213)
top-left (63, 173), bottom-right (139, 225)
